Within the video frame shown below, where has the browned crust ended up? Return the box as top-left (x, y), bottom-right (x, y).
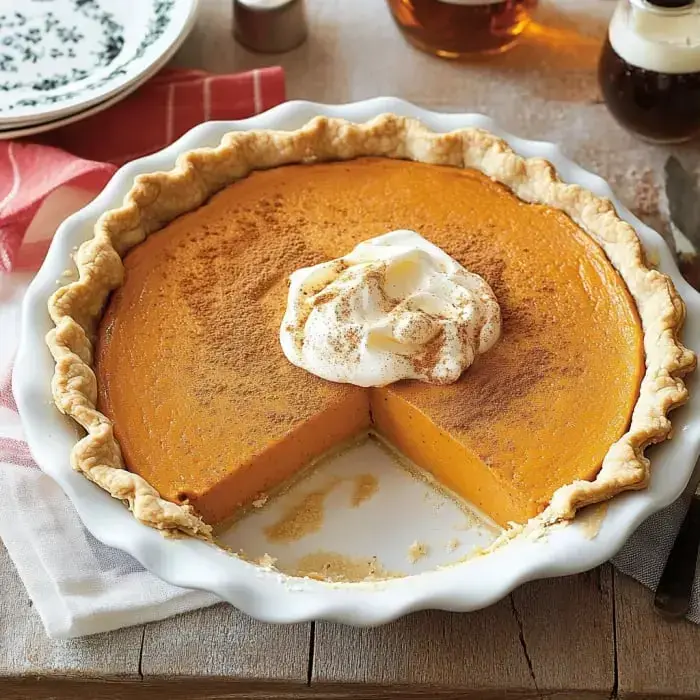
top-left (45, 114), bottom-right (696, 537)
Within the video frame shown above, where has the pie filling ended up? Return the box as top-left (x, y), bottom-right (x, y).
top-left (95, 157), bottom-right (645, 530)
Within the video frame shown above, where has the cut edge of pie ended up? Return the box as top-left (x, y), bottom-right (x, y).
top-left (45, 114), bottom-right (697, 540)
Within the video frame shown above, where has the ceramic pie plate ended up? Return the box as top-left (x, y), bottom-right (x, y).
top-left (13, 98), bottom-right (700, 625)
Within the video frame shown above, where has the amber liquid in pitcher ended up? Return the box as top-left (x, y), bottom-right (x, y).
top-left (387, 0), bottom-right (537, 58)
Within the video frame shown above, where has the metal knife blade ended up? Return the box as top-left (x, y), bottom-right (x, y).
top-left (665, 156), bottom-right (700, 290)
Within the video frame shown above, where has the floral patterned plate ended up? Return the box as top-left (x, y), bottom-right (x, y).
top-left (0, 0), bottom-right (200, 127)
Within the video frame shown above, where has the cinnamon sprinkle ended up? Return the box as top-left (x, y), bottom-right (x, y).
top-left (411, 327), bottom-right (447, 381)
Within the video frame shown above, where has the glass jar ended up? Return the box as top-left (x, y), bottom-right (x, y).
top-left (598, 0), bottom-right (700, 144)
top-left (386, 0), bottom-right (538, 59)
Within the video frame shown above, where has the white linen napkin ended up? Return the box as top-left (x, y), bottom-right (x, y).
top-left (0, 465), bottom-right (219, 638)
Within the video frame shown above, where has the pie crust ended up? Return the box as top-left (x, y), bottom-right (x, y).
top-left (45, 115), bottom-right (697, 539)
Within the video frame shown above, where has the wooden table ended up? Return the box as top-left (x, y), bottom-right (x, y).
top-left (3, 1), bottom-right (700, 697)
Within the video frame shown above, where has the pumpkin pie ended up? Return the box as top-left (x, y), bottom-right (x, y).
top-left (46, 115), bottom-right (696, 538)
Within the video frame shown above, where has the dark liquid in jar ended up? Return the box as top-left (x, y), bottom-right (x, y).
top-left (386, 0), bottom-right (536, 58)
top-left (598, 36), bottom-right (700, 143)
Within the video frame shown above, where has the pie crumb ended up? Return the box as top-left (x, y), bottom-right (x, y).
top-left (446, 537), bottom-right (460, 553)
top-left (256, 553), bottom-right (277, 569)
top-left (252, 495), bottom-right (268, 508)
top-left (351, 473), bottom-right (379, 507)
top-left (407, 540), bottom-right (428, 564)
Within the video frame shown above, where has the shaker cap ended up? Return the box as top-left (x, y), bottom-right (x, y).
top-left (234, 0), bottom-right (307, 54)
top-left (646, 0), bottom-right (695, 8)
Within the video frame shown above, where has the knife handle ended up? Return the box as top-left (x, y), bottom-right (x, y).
top-left (654, 497), bottom-right (700, 619)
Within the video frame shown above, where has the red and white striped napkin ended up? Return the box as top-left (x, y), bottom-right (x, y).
top-left (0, 67), bottom-right (285, 638)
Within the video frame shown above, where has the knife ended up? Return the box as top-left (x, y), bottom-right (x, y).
top-left (665, 156), bottom-right (700, 288)
top-left (653, 158), bottom-right (700, 619)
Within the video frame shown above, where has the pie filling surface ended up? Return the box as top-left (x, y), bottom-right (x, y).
top-left (96, 157), bottom-right (645, 529)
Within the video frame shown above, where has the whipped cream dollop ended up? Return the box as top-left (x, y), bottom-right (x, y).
top-left (280, 230), bottom-right (501, 387)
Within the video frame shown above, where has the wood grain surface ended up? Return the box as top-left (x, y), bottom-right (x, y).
top-left (141, 604), bottom-right (310, 683)
top-left (4, 1), bottom-right (700, 698)
top-left (312, 568), bottom-right (613, 698)
top-left (7, 540), bottom-right (700, 700)
top-left (615, 570), bottom-right (700, 700)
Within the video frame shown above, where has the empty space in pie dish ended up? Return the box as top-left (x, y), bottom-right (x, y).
top-left (219, 435), bottom-right (501, 581)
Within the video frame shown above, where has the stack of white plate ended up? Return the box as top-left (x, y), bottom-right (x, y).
top-left (0, 0), bottom-right (200, 139)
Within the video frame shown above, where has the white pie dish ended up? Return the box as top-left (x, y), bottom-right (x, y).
top-left (13, 97), bottom-right (700, 625)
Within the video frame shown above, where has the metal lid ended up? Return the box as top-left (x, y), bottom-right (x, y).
top-left (234, 0), bottom-right (307, 54)
top-left (646, 0), bottom-right (694, 8)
